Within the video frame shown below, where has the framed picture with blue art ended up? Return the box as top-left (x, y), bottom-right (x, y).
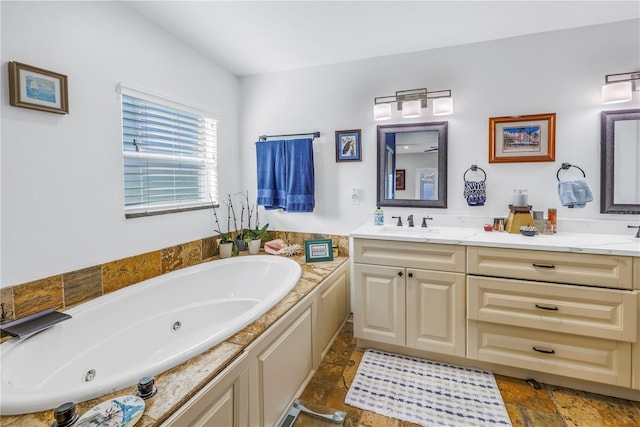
top-left (489, 113), bottom-right (555, 163)
top-left (304, 239), bottom-right (334, 262)
top-left (335, 129), bottom-right (361, 162)
top-left (8, 61), bottom-right (69, 114)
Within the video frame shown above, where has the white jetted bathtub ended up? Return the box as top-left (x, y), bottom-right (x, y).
top-left (0, 255), bottom-right (302, 415)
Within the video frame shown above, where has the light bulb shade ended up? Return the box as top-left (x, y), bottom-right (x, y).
top-left (602, 81), bottom-right (632, 104)
top-left (433, 97), bottom-right (453, 115)
top-left (374, 103), bottom-right (392, 121)
top-left (402, 99), bottom-right (422, 118)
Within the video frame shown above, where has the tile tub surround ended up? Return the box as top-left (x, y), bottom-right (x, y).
top-left (0, 254), bottom-right (349, 426)
top-left (0, 231), bottom-right (349, 328)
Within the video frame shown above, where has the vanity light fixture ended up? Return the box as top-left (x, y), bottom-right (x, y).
top-left (373, 88), bottom-right (453, 120)
top-left (602, 71), bottom-right (640, 104)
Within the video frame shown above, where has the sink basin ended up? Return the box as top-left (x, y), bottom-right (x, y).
top-left (382, 225), bottom-right (438, 234)
top-left (376, 225), bottom-right (482, 242)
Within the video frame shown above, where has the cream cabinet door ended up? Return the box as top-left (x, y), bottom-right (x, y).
top-left (259, 307), bottom-right (313, 427)
top-left (406, 269), bottom-right (466, 356)
top-left (316, 262), bottom-right (350, 358)
top-left (354, 263), bottom-right (405, 346)
top-left (161, 353), bottom-right (249, 427)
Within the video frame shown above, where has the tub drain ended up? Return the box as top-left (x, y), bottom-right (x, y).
top-left (84, 369), bottom-right (96, 382)
top-left (172, 321), bottom-right (182, 331)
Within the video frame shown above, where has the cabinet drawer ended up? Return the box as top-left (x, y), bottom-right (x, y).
top-left (468, 320), bottom-right (632, 387)
top-left (468, 276), bottom-right (638, 342)
top-left (467, 246), bottom-right (632, 289)
top-left (354, 238), bottom-right (465, 272)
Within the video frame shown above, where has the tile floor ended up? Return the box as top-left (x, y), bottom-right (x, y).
top-left (294, 321), bottom-right (640, 427)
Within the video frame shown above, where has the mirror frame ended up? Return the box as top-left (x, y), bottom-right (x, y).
top-left (600, 109), bottom-right (640, 214)
top-left (377, 121), bottom-right (448, 208)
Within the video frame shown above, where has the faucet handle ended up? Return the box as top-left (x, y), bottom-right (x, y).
top-left (421, 216), bottom-right (433, 228)
top-left (628, 225), bottom-right (640, 238)
top-left (391, 216), bottom-right (403, 227)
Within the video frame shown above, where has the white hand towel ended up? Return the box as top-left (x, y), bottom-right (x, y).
top-left (558, 177), bottom-right (593, 208)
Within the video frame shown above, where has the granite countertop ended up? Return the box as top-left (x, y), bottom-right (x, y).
top-left (0, 255), bottom-right (349, 427)
top-left (351, 223), bottom-right (640, 257)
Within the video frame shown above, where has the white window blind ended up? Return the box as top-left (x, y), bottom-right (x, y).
top-left (120, 85), bottom-right (218, 217)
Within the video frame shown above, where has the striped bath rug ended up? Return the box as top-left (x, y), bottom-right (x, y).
top-left (345, 349), bottom-right (512, 426)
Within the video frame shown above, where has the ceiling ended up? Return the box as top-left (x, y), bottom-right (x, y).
top-left (124, 1), bottom-right (640, 76)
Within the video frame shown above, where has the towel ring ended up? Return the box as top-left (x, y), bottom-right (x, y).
top-left (556, 163), bottom-right (586, 181)
top-left (463, 165), bottom-right (486, 182)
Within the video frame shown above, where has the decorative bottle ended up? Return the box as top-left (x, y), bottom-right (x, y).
top-left (373, 206), bottom-right (384, 225)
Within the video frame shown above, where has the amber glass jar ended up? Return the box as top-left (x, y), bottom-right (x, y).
top-left (548, 208), bottom-right (557, 233)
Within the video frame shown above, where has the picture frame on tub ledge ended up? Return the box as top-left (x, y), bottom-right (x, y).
top-left (304, 239), bottom-right (334, 263)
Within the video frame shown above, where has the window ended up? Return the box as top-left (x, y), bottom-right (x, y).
top-left (120, 84), bottom-right (218, 217)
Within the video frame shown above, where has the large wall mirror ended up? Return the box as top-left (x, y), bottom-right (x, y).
top-left (601, 109), bottom-right (640, 214)
top-left (377, 122), bottom-right (447, 208)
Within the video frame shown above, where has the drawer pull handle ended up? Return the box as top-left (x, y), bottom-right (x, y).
top-left (535, 304), bottom-right (559, 311)
top-left (532, 263), bottom-right (556, 269)
top-left (397, 271), bottom-right (403, 277)
top-left (533, 346), bottom-right (555, 355)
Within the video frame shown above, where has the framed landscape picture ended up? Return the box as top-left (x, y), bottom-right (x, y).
top-left (8, 61), bottom-right (69, 114)
top-left (489, 113), bottom-right (555, 163)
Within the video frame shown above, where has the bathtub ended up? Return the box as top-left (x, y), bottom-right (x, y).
top-left (0, 255), bottom-right (302, 415)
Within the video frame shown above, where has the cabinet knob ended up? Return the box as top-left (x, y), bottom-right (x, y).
top-left (408, 272), bottom-right (413, 278)
top-left (397, 271), bottom-right (403, 277)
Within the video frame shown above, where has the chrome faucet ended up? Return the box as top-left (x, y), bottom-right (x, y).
top-left (407, 215), bottom-right (414, 227)
top-left (391, 216), bottom-right (403, 227)
top-left (421, 216), bottom-right (433, 228)
top-left (628, 225), bottom-right (640, 238)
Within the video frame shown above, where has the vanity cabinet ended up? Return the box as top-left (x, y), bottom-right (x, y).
top-left (353, 239), bottom-right (466, 357)
top-left (467, 247), bottom-right (637, 388)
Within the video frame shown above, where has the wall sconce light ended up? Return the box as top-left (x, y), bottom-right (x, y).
top-left (602, 71), bottom-right (640, 104)
top-left (373, 88), bottom-right (453, 121)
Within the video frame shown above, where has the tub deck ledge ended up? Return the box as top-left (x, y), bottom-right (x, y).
top-left (0, 254), bottom-right (349, 427)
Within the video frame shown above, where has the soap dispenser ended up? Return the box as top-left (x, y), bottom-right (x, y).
top-left (373, 205), bottom-right (384, 225)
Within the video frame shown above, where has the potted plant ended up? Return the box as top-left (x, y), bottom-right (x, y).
top-left (213, 191), bottom-right (266, 256)
top-left (244, 223), bottom-right (270, 255)
top-left (211, 196), bottom-right (237, 258)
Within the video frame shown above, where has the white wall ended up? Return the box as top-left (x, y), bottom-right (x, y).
top-left (1, 1), bottom-right (241, 287)
top-left (2, 6), bottom-right (639, 289)
top-left (239, 19), bottom-right (640, 235)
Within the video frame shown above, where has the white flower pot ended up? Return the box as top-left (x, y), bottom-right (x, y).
top-left (248, 239), bottom-right (261, 255)
top-left (219, 242), bottom-right (233, 258)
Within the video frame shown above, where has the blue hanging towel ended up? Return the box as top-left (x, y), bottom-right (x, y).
top-left (284, 138), bottom-right (315, 212)
top-left (256, 140), bottom-right (287, 209)
top-left (256, 138), bottom-right (315, 212)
